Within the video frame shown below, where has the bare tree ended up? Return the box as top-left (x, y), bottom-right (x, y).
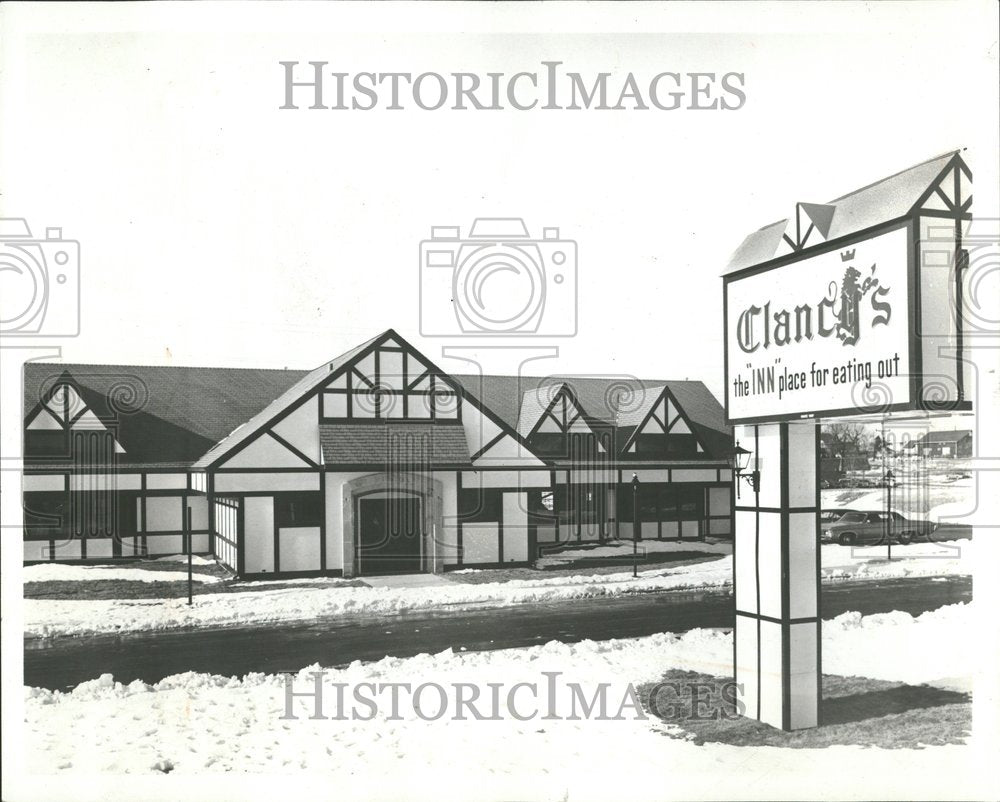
top-left (823, 423), bottom-right (873, 455)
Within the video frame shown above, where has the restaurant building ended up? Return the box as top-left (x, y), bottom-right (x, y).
top-left (22, 330), bottom-right (733, 578)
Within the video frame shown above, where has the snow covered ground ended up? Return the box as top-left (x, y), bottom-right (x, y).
top-left (820, 463), bottom-right (981, 524)
top-left (821, 538), bottom-right (971, 582)
top-left (23, 559), bottom-right (223, 585)
top-left (21, 602), bottom-right (982, 799)
top-left (23, 557), bottom-right (733, 638)
top-left (22, 538), bottom-right (974, 639)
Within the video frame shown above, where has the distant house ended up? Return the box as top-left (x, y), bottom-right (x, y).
top-left (908, 429), bottom-right (973, 458)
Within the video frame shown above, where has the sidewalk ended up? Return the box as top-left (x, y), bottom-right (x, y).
top-left (362, 574), bottom-right (455, 590)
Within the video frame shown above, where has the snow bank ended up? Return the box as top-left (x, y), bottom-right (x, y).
top-left (537, 538), bottom-right (731, 567)
top-left (153, 555), bottom-right (219, 566)
top-left (22, 604), bottom-right (977, 793)
top-left (820, 538), bottom-right (971, 582)
top-left (23, 561), bottom-right (223, 585)
top-left (822, 603), bottom-right (972, 687)
top-left (23, 557), bottom-right (733, 638)
top-left (23, 538), bottom-right (973, 638)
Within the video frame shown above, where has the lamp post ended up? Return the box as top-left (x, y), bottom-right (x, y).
top-left (631, 473), bottom-right (639, 578)
top-left (885, 468), bottom-right (895, 561)
top-left (186, 506), bottom-right (193, 605)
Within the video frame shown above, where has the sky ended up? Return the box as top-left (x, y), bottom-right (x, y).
top-left (1, 2), bottom-right (997, 415)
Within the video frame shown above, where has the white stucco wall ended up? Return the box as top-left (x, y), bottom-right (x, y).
top-left (323, 471), bottom-right (370, 572)
top-left (433, 470), bottom-right (460, 566)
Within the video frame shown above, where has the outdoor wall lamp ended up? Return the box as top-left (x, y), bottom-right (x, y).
top-left (728, 441), bottom-right (760, 498)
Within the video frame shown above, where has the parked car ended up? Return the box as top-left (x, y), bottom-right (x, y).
top-left (821, 510), bottom-right (937, 546)
top-left (838, 475), bottom-right (877, 488)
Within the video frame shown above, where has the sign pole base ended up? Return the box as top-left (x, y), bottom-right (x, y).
top-left (733, 421), bottom-right (821, 731)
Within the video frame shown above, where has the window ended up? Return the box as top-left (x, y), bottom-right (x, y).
top-left (635, 434), bottom-right (667, 455)
top-left (458, 487), bottom-right (501, 523)
top-left (638, 484), bottom-right (660, 521)
top-left (24, 492), bottom-right (69, 539)
top-left (527, 490), bottom-right (557, 526)
top-left (675, 487), bottom-right (702, 519)
top-left (666, 434), bottom-right (698, 456)
top-left (25, 431), bottom-right (69, 458)
top-left (275, 492), bottom-right (323, 528)
top-left (617, 483), bottom-right (704, 523)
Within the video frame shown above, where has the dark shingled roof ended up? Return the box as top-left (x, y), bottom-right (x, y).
top-left (24, 330), bottom-right (731, 468)
top-left (451, 374), bottom-right (731, 461)
top-left (320, 424), bottom-right (470, 466)
top-left (23, 363), bottom-right (307, 467)
top-left (193, 332), bottom-right (384, 468)
top-left (915, 429), bottom-right (972, 444)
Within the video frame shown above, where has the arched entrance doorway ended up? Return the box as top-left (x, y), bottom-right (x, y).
top-left (341, 472), bottom-right (444, 578)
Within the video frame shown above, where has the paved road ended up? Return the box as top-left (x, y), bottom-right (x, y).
top-left (24, 576), bottom-right (971, 690)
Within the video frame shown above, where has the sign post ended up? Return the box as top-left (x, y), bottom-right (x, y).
top-left (723, 151), bottom-right (973, 731)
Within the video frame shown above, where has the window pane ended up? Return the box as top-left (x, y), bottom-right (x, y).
top-left (24, 492), bottom-right (69, 538)
top-left (638, 484), bottom-right (659, 519)
top-left (26, 431), bottom-right (69, 458)
top-left (636, 434), bottom-right (666, 455)
top-left (667, 434), bottom-right (698, 456)
top-left (458, 488), bottom-right (500, 522)
top-left (275, 492), bottom-right (323, 527)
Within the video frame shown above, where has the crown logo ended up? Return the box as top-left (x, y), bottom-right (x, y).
top-left (840, 248), bottom-right (856, 262)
